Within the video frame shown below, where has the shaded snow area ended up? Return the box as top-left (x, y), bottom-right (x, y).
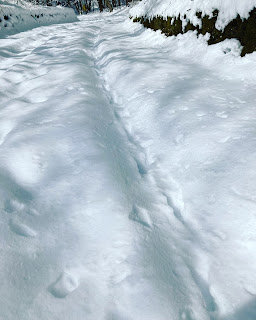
top-left (0, 7), bottom-right (256, 320)
top-left (0, 0), bottom-right (77, 38)
top-left (130, 0), bottom-right (256, 29)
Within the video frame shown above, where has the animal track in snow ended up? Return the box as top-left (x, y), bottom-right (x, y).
top-left (133, 157), bottom-right (148, 176)
top-left (27, 207), bottom-right (39, 216)
top-left (49, 272), bottom-right (79, 299)
top-left (4, 199), bottom-right (25, 213)
top-left (9, 219), bottom-right (37, 237)
top-left (4, 198), bottom-right (38, 216)
top-left (129, 205), bottom-right (152, 228)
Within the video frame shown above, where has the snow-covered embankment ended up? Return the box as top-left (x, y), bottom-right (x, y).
top-left (130, 0), bottom-right (256, 56)
top-left (0, 1), bottom-right (78, 38)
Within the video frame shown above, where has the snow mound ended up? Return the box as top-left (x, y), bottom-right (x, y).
top-left (130, 0), bottom-right (256, 30)
top-left (0, 1), bottom-right (78, 38)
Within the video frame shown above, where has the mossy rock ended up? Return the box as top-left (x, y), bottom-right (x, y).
top-left (240, 8), bottom-right (256, 55)
top-left (184, 22), bottom-right (197, 33)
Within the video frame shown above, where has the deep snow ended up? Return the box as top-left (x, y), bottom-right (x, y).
top-left (0, 7), bottom-right (256, 320)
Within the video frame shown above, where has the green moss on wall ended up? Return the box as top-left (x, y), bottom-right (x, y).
top-left (132, 7), bottom-right (256, 56)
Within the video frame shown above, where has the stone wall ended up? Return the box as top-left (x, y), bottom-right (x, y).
top-left (133, 8), bottom-right (256, 56)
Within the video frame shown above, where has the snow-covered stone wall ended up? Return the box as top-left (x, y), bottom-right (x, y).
top-left (0, 1), bottom-right (78, 38)
top-left (130, 0), bottom-right (256, 56)
top-left (130, 0), bottom-right (256, 30)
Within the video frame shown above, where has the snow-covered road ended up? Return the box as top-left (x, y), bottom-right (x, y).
top-left (0, 8), bottom-right (256, 320)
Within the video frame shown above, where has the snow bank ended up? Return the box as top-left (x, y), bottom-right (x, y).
top-left (94, 16), bottom-right (256, 319)
top-left (0, 1), bottom-right (78, 38)
top-left (130, 0), bottom-right (256, 30)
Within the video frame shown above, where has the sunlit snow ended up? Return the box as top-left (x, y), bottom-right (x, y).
top-left (0, 6), bottom-right (256, 320)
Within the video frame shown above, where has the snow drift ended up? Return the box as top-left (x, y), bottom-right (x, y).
top-left (0, 1), bottom-right (78, 38)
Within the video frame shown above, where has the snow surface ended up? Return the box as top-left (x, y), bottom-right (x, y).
top-left (0, 0), bottom-right (77, 38)
top-left (130, 0), bottom-right (256, 30)
top-left (0, 6), bottom-right (256, 320)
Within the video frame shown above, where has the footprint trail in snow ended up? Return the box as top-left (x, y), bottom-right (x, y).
top-left (0, 7), bottom-right (255, 320)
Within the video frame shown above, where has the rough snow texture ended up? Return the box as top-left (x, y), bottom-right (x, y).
top-left (130, 0), bottom-right (256, 30)
top-left (0, 1), bottom-right (77, 38)
top-left (0, 7), bottom-right (256, 320)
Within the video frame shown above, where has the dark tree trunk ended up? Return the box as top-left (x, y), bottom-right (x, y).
top-left (106, 0), bottom-right (113, 11)
top-left (98, 0), bottom-right (104, 12)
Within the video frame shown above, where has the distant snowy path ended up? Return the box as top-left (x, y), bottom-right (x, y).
top-left (0, 8), bottom-right (256, 320)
